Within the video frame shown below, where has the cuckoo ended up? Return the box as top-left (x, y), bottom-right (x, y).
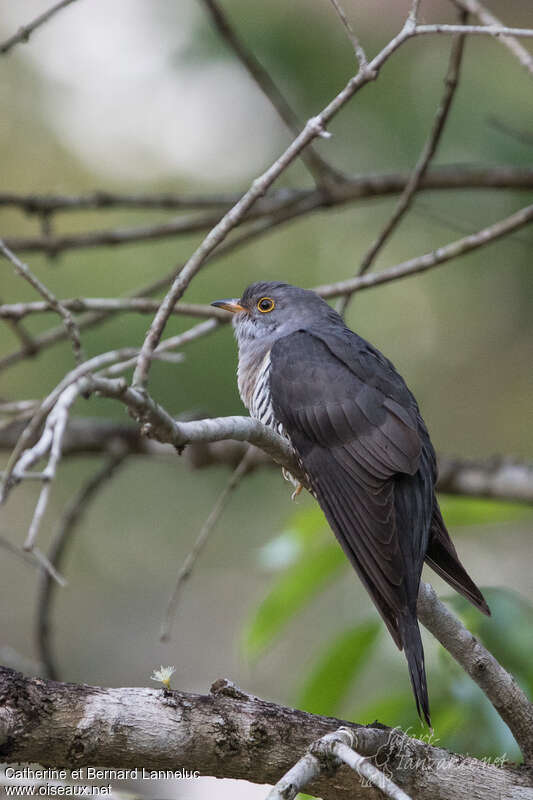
top-left (212, 281), bottom-right (490, 725)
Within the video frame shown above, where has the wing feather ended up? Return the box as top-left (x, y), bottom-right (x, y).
top-left (270, 328), bottom-right (433, 643)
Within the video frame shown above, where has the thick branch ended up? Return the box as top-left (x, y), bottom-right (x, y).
top-left (1, 419), bottom-right (532, 504)
top-left (0, 669), bottom-right (531, 798)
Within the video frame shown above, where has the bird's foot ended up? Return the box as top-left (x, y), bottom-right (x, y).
top-left (291, 483), bottom-right (303, 502)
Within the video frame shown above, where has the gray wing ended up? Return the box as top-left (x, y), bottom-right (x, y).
top-left (269, 328), bottom-right (434, 646)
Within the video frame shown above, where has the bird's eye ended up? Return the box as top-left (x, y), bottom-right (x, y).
top-left (257, 297), bottom-right (275, 313)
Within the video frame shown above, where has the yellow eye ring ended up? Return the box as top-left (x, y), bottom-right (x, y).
top-left (257, 297), bottom-right (275, 313)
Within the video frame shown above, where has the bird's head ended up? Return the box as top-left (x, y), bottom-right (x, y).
top-left (211, 281), bottom-right (339, 345)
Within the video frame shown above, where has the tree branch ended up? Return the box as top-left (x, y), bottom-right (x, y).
top-left (0, 669), bottom-right (531, 797)
top-left (131, 11), bottom-right (433, 388)
top-left (199, 0), bottom-right (339, 183)
top-left (449, 0), bottom-right (533, 76)
top-left (160, 448), bottom-right (256, 642)
top-left (0, 0), bottom-right (81, 55)
top-left (0, 240), bottom-right (84, 365)
top-left (315, 202), bottom-right (533, 301)
top-left (0, 297), bottom-right (227, 322)
top-left (1, 165), bottom-right (532, 218)
top-left (355, 12), bottom-right (467, 278)
top-left (417, 582), bottom-right (533, 763)
top-left (36, 451), bottom-right (129, 680)
top-left (4, 165), bottom-right (533, 255)
top-left (1, 418), bottom-right (532, 504)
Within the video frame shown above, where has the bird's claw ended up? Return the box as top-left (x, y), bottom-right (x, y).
top-left (291, 483), bottom-right (303, 502)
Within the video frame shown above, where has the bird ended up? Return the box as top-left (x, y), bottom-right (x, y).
top-left (212, 281), bottom-right (490, 725)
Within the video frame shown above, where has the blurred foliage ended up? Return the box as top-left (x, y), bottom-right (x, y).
top-left (245, 498), bottom-right (533, 760)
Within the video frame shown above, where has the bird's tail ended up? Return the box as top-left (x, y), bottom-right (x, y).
top-left (426, 503), bottom-right (491, 617)
top-left (398, 610), bottom-right (431, 727)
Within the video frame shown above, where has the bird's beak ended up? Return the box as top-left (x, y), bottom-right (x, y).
top-left (211, 298), bottom-right (247, 314)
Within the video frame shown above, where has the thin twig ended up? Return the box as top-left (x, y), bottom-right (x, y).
top-left (0, 297), bottom-right (228, 322)
top-left (315, 202), bottom-right (533, 300)
top-left (160, 447), bottom-right (255, 641)
top-left (200, 0), bottom-right (338, 184)
top-left (338, 11), bottom-right (468, 315)
top-left (131, 15), bottom-right (426, 388)
top-left (20, 385), bottom-right (80, 551)
top-left (414, 24), bottom-right (533, 39)
top-left (0, 240), bottom-right (84, 364)
top-left (0, 294), bottom-right (38, 354)
top-left (418, 582), bottom-right (533, 763)
top-left (2, 164), bottom-right (532, 218)
top-left (36, 451), bottom-right (128, 680)
top-left (0, 0), bottom-right (81, 55)
top-left (0, 189), bottom-right (242, 214)
top-left (408, 0), bottom-right (422, 27)
top-left (327, 0), bottom-right (368, 69)
top-left (0, 320), bottom-right (217, 506)
top-left (4, 165), bottom-right (533, 256)
top-left (0, 535), bottom-right (65, 585)
top-left (450, 0), bottom-right (533, 76)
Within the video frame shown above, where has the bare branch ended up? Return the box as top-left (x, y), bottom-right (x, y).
top-left (0, 0), bottom-right (81, 55)
top-left (338, 11), bottom-right (468, 316)
top-left (449, 0), bottom-right (533, 77)
top-left (0, 319), bottom-right (216, 507)
top-left (315, 202), bottom-right (533, 301)
top-left (200, 0), bottom-right (338, 183)
top-left (2, 667), bottom-right (532, 793)
top-left (436, 455), bottom-right (533, 503)
top-left (0, 189), bottom-right (240, 214)
top-left (4, 165), bottom-right (533, 256)
top-left (0, 240), bottom-right (84, 364)
top-left (2, 419), bottom-right (532, 503)
top-left (36, 451), bottom-right (128, 680)
top-left (408, 0), bottom-right (422, 27)
top-left (0, 297), bottom-right (226, 322)
top-left (414, 24), bottom-right (533, 39)
top-left (0, 293), bottom-right (38, 354)
top-left (160, 447), bottom-right (256, 641)
top-left (417, 582), bottom-right (533, 763)
top-left (1, 164), bottom-right (532, 218)
top-left (130, 16), bottom-right (435, 388)
top-left (327, 0), bottom-right (368, 70)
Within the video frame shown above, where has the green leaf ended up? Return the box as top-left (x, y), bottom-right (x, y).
top-left (296, 621), bottom-right (381, 716)
top-left (438, 495), bottom-right (531, 528)
top-left (243, 540), bottom-right (346, 658)
top-left (257, 506), bottom-right (332, 571)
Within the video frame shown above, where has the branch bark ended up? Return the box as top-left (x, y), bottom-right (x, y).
top-left (418, 583), bottom-right (533, 764)
top-left (0, 669), bottom-right (531, 799)
top-left (1, 419), bottom-right (532, 504)
top-left (4, 165), bottom-right (533, 254)
top-left (1, 165), bottom-right (532, 218)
